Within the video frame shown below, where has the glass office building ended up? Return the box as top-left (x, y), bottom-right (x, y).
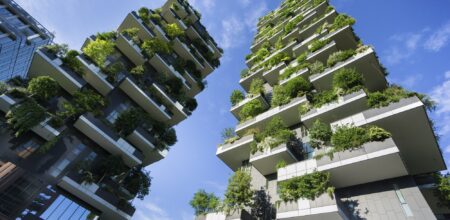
top-left (0, 0), bottom-right (53, 81)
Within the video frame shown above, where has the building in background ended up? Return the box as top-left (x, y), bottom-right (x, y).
top-left (0, 0), bottom-right (221, 219)
top-left (0, 0), bottom-right (53, 81)
top-left (208, 0), bottom-right (449, 219)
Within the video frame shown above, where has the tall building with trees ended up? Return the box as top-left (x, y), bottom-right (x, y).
top-left (0, 0), bottom-right (221, 219)
top-left (192, 0), bottom-right (449, 219)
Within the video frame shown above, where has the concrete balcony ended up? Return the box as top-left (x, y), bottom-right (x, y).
top-left (277, 193), bottom-right (349, 220)
top-left (239, 66), bottom-right (265, 92)
top-left (309, 47), bottom-right (388, 92)
top-left (127, 127), bottom-right (168, 166)
top-left (118, 12), bottom-right (156, 41)
top-left (279, 68), bottom-right (309, 86)
top-left (74, 114), bottom-right (143, 167)
top-left (236, 96), bottom-right (308, 136)
top-left (186, 26), bottom-right (215, 58)
top-left (262, 42), bottom-right (299, 85)
top-left (0, 93), bottom-right (16, 113)
top-left (77, 55), bottom-right (114, 96)
top-left (172, 38), bottom-right (205, 73)
top-left (278, 138), bottom-right (408, 188)
top-left (217, 135), bottom-right (254, 171)
top-left (319, 25), bottom-right (359, 52)
top-left (152, 83), bottom-right (188, 126)
top-left (301, 90), bottom-right (368, 128)
top-left (291, 33), bottom-right (319, 59)
top-left (331, 97), bottom-right (446, 175)
top-left (280, 9), bottom-right (318, 45)
top-left (306, 40), bottom-right (338, 64)
top-left (116, 33), bottom-right (146, 66)
top-left (162, 8), bottom-right (188, 31)
top-left (190, 44), bottom-right (214, 77)
top-left (29, 49), bottom-right (86, 95)
top-left (149, 54), bottom-right (191, 91)
top-left (250, 141), bottom-right (301, 175)
top-left (230, 94), bottom-right (269, 120)
top-left (283, 10), bottom-right (337, 46)
top-left (118, 77), bottom-right (172, 122)
top-left (59, 175), bottom-right (133, 220)
top-left (31, 117), bottom-right (63, 141)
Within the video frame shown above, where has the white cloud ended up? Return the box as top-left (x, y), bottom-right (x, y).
top-left (445, 71), bottom-right (450, 79)
top-left (384, 32), bottom-right (425, 65)
top-left (189, 0), bottom-right (216, 14)
top-left (431, 71), bottom-right (450, 138)
top-left (424, 21), bottom-right (450, 52)
top-left (134, 202), bottom-right (172, 220)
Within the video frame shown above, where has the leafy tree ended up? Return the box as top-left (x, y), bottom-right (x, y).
top-left (82, 38), bottom-right (115, 67)
top-left (251, 188), bottom-right (275, 219)
top-left (122, 166), bottom-right (152, 200)
top-left (114, 108), bottom-right (143, 136)
top-left (434, 173), bottom-right (450, 207)
top-left (309, 120), bottom-right (332, 149)
top-left (184, 98), bottom-right (198, 112)
top-left (239, 99), bottom-right (265, 121)
top-left (230, 90), bottom-right (244, 106)
top-left (141, 38), bottom-right (172, 58)
top-left (278, 171), bottom-right (334, 202)
top-left (224, 169), bottom-right (253, 213)
top-left (332, 68), bottom-right (364, 95)
top-left (63, 89), bottom-right (106, 117)
top-left (45, 43), bottom-right (68, 57)
top-left (130, 65), bottom-right (145, 77)
top-left (6, 99), bottom-right (46, 137)
top-left (165, 23), bottom-right (184, 39)
top-left (271, 77), bottom-right (311, 106)
top-left (190, 190), bottom-right (221, 216)
top-left (121, 27), bottom-right (140, 44)
top-left (331, 125), bottom-right (391, 152)
top-left (62, 50), bottom-right (84, 76)
top-left (27, 76), bottom-right (59, 101)
top-left (249, 78), bottom-right (265, 95)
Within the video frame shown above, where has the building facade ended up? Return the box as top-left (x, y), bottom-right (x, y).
top-left (0, 0), bottom-right (221, 219)
top-left (213, 0), bottom-right (449, 219)
top-left (0, 0), bottom-right (53, 81)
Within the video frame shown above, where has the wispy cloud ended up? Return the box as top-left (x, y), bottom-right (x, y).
top-left (424, 21), bottom-right (450, 52)
top-left (135, 202), bottom-right (172, 220)
top-left (189, 0), bottom-right (216, 14)
top-left (431, 71), bottom-right (450, 138)
top-left (384, 31), bottom-right (425, 65)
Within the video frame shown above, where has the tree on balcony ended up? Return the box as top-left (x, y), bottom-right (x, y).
top-left (114, 108), bottom-right (143, 136)
top-left (62, 50), bottom-right (84, 76)
top-left (6, 98), bottom-right (46, 137)
top-left (326, 49), bottom-right (356, 67)
top-left (223, 169), bottom-right (253, 214)
top-left (130, 65), bottom-right (145, 77)
top-left (190, 189), bottom-right (221, 216)
top-left (308, 38), bottom-right (331, 53)
top-left (121, 28), bottom-right (140, 45)
top-left (221, 127), bottom-right (239, 145)
top-left (331, 125), bottom-right (391, 153)
top-left (367, 85), bottom-right (436, 111)
top-left (332, 68), bottom-right (364, 95)
top-left (251, 116), bottom-right (296, 153)
top-left (121, 166), bottom-right (152, 200)
top-left (45, 43), bottom-right (68, 57)
top-left (165, 23), bottom-right (184, 39)
top-left (249, 78), bottom-right (265, 96)
top-left (62, 89), bottom-right (106, 118)
top-left (239, 99), bottom-right (265, 121)
top-left (82, 38), bottom-right (115, 67)
top-left (434, 173), bottom-right (450, 207)
top-left (230, 90), bottom-right (244, 106)
top-left (27, 76), bottom-right (60, 101)
top-left (141, 38), bottom-right (173, 58)
top-left (278, 171), bottom-right (334, 202)
top-left (309, 120), bottom-right (332, 149)
top-left (272, 77), bottom-right (312, 107)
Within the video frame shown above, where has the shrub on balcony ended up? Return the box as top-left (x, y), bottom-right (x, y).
top-left (308, 38), bottom-right (331, 53)
top-left (330, 14), bottom-right (356, 33)
top-left (62, 89), bottom-right (106, 118)
top-left (82, 38), bottom-right (115, 67)
top-left (62, 50), bottom-right (84, 76)
top-left (251, 116), bottom-right (296, 153)
top-left (230, 90), bottom-right (244, 106)
top-left (141, 38), bottom-right (172, 58)
top-left (37, 136), bottom-right (60, 154)
top-left (46, 43), bottom-right (68, 57)
top-left (121, 27), bottom-right (140, 44)
top-left (184, 98), bottom-right (198, 112)
top-left (96, 31), bottom-right (117, 41)
top-left (309, 61), bottom-right (325, 75)
top-left (367, 85), bottom-right (436, 111)
top-left (253, 47), bottom-right (270, 64)
top-left (221, 127), bottom-right (239, 145)
top-left (284, 15), bottom-right (304, 35)
top-left (48, 115), bottom-right (64, 128)
top-left (310, 90), bottom-right (338, 108)
top-left (114, 108), bottom-right (143, 136)
top-left (223, 169), bottom-right (253, 213)
top-left (262, 52), bottom-right (291, 70)
top-left (190, 190), bottom-right (221, 216)
top-left (0, 82), bottom-right (7, 95)
top-left (278, 171), bottom-right (334, 202)
top-left (152, 123), bottom-right (178, 149)
top-left (249, 78), bottom-right (265, 95)
top-left (165, 23), bottom-right (184, 39)
top-left (276, 160), bottom-right (287, 169)
top-left (27, 76), bottom-right (60, 101)
top-left (138, 7), bottom-right (150, 21)
top-left (6, 99), bottom-right (46, 137)
top-left (240, 68), bottom-right (250, 78)
top-left (271, 77), bottom-right (312, 107)
top-left (434, 173), bottom-right (450, 207)
top-left (122, 166), bottom-right (152, 200)
top-left (279, 58), bottom-right (310, 81)
top-left (331, 125), bottom-right (391, 152)
top-left (332, 68), bottom-right (364, 95)
top-left (326, 49), bottom-right (356, 67)
top-left (239, 99), bottom-right (265, 121)
top-left (130, 65), bottom-right (145, 77)
top-left (309, 120), bottom-right (332, 149)
top-left (103, 62), bottom-right (126, 83)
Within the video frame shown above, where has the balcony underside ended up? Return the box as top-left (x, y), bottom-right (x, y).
top-left (216, 135), bottom-right (254, 171)
top-left (239, 67), bottom-right (265, 92)
top-left (127, 129), bottom-right (167, 166)
top-left (118, 13), bottom-right (154, 41)
top-left (250, 144), bottom-right (298, 176)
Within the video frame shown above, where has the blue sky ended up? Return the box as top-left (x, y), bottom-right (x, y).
top-left (15, 0), bottom-right (450, 219)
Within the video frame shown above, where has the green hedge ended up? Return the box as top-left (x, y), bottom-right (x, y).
top-left (279, 171), bottom-right (334, 202)
top-left (230, 90), bottom-right (244, 106)
top-left (271, 77), bottom-right (312, 106)
top-left (331, 125), bottom-right (391, 152)
top-left (239, 99), bottom-right (265, 121)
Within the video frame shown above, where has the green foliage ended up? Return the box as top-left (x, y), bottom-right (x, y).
top-left (284, 15), bottom-right (304, 35)
top-left (331, 125), bottom-right (391, 152)
top-left (103, 62), bottom-right (125, 83)
top-left (310, 90), bottom-right (338, 108)
top-left (249, 78), bottom-right (265, 95)
top-left (330, 14), bottom-right (356, 33)
top-left (278, 171), bottom-right (334, 202)
top-left (37, 136), bottom-right (60, 154)
top-left (271, 77), bottom-right (312, 106)
top-left (276, 160), bottom-right (287, 169)
top-left (223, 169), bottom-right (253, 213)
top-left (313, 0), bottom-right (327, 6)
top-left (308, 38), bottom-right (331, 53)
top-left (184, 98), bottom-right (198, 112)
top-left (332, 68), bottom-right (364, 95)
top-left (82, 38), bottom-right (115, 67)
top-left (190, 190), bottom-right (221, 216)
top-left (138, 7), bottom-right (150, 21)
top-left (434, 173), bottom-right (450, 207)
top-left (46, 44), bottom-right (68, 57)
top-left (221, 127), bottom-right (237, 141)
top-left (0, 82), bottom-right (7, 94)
top-left (6, 99), bottom-right (46, 137)
top-left (48, 115), bottom-right (64, 128)
top-left (309, 61), bottom-right (325, 75)
top-left (309, 120), bottom-right (332, 149)
top-left (367, 85), bottom-right (436, 111)
top-left (27, 76), bottom-right (59, 101)
top-left (96, 31), bottom-right (117, 41)
top-left (230, 90), bottom-right (244, 106)
top-left (122, 166), bottom-right (152, 200)
top-left (275, 37), bottom-right (284, 50)
top-left (240, 69), bottom-right (250, 78)
top-left (130, 65), bottom-right (145, 77)
top-left (326, 49), bottom-right (356, 67)
top-left (121, 27), bottom-right (140, 44)
top-left (279, 62), bottom-right (309, 81)
top-left (239, 99), bottom-right (265, 121)
top-left (262, 52), bottom-right (291, 70)
top-left (141, 38), bottom-right (172, 57)
top-left (114, 108), bottom-right (143, 136)
top-left (165, 23), bottom-right (184, 39)
top-left (62, 50), bottom-right (84, 76)
top-left (253, 47), bottom-right (270, 64)
top-left (251, 117), bottom-right (296, 153)
top-left (63, 89), bottom-right (106, 117)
